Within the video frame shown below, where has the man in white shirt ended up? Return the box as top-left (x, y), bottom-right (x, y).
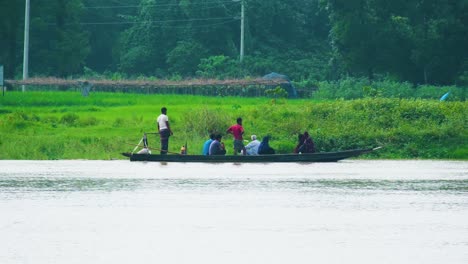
top-left (245, 135), bottom-right (260, 155)
top-left (156, 107), bottom-right (173, 154)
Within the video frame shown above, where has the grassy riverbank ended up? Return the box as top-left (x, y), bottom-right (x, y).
top-left (0, 91), bottom-right (467, 160)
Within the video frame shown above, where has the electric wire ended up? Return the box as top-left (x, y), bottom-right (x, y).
top-left (138, 18), bottom-right (239, 29)
top-left (84, 0), bottom-right (240, 9)
top-left (76, 16), bottom-right (238, 25)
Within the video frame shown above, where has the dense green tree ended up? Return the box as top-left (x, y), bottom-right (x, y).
top-left (118, 0), bottom-right (240, 76)
top-left (1, 0), bottom-right (466, 85)
top-left (321, 0), bottom-right (468, 84)
top-left (26, 0), bottom-right (90, 76)
top-left (167, 41), bottom-right (208, 75)
top-left (0, 0), bottom-right (23, 78)
top-left (405, 0), bottom-right (468, 84)
top-left (81, 0), bottom-right (138, 72)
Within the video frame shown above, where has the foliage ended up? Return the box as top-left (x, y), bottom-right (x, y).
top-left (313, 77), bottom-right (466, 101)
top-left (0, 0), bottom-right (467, 89)
top-left (0, 91), bottom-right (466, 160)
top-left (265, 86), bottom-right (288, 99)
top-left (28, 0), bottom-right (90, 77)
top-left (196, 55), bottom-right (241, 79)
top-left (321, 0), bottom-right (468, 84)
top-left (166, 41), bottom-right (208, 75)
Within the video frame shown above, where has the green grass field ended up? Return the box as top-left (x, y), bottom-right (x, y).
top-left (0, 91), bottom-right (467, 160)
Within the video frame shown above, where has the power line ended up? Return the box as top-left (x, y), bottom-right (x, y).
top-left (152, 19), bottom-right (239, 28)
top-left (76, 16), bottom-right (239, 25)
top-left (84, 0), bottom-right (240, 9)
top-left (143, 18), bottom-right (239, 29)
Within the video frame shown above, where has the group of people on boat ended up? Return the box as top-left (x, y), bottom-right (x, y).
top-left (200, 116), bottom-right (314, 156)
top-left (153, 107), bottom-right (315, 156)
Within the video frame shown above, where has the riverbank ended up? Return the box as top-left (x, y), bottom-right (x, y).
top-left (0, 91), bottom-right (466, 160)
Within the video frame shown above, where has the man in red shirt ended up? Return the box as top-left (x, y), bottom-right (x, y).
top-left (226, 117), bottom-right (246, 155)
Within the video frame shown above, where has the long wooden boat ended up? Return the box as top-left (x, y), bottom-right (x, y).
top-left (122, 147), bottom-right (379, 163)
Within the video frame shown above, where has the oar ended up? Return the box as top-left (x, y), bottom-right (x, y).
top-left (131, 137), bottom-right (144, 154)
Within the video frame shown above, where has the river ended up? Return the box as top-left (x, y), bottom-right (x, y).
top-left (1, 160), bottom-right (467, 264)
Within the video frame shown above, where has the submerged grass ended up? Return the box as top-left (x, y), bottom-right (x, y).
top-left (0, 91), bottom-right (467, 160)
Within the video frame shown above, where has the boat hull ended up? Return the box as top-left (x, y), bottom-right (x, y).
top-left (122, 148), bottom-right (377, 163)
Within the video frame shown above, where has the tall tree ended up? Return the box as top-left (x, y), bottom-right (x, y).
top-left (29, 0), bottom-right (90, 76)
top-left (0, 0), bottom-right (23, 78)
top-left (118, 0), bottom-right (240, 76)
top-left (405, 0), bottom-right (468, 84)
top-left (82, 0), bottom-right (139, 72)
top-left (322, 0), bottom-right (468, 84)
top-left (321, 0), bottom-right (390, 80)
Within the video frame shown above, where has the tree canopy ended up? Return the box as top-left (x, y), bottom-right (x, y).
top-left (1, 0), bottom-right (467, 85)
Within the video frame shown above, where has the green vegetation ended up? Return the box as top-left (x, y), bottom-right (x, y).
top-left (2, 1), bottom-right (467, 87)
top-left (1, 91), bottom-right (466, 160)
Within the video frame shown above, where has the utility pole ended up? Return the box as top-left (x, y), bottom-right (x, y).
top-left (23, 0), bottom-right (30, 92)
top-left (240, 0), bottom-right (244, 62)
top-left (0, 65), bottom-right (3, 86)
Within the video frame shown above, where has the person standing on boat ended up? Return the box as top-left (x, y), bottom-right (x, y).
top-left (202, 133), bottom-right (215, 155)
top-left (156, 107), bottom-right (173, 155)
top-left (209, 134), bottom-right (226, 155)
top-left (244, 135), bottom-right (261, 155)
top-left (226, 117), bottom-right (246, 155)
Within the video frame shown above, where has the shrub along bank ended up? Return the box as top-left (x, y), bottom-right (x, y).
top-left (0, 91), bottom-right (466, 160)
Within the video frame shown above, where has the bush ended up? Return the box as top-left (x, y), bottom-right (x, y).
top-left (167, 41), bottom-right (208, 76)
top-left (60, 113), bottom-right (79, 126)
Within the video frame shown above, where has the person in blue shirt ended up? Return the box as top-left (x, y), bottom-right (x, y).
top-left (202, 134), bottom-right (215, 155)
top-left (209, 134), bottom-right (226, 155)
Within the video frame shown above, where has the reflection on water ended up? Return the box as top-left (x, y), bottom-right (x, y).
top-left (0, 160), bottom-right (467, 264)
top-left (2, 178), bottom-right (468, 193)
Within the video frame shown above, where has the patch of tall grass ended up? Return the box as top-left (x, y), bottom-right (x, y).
top-left (0, 91), bottom-right (466, 159)
top-left (312, 78), bottom-right (466, 100)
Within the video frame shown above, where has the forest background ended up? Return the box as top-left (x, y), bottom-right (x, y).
top-left (1, 0), bottom-right (467, 87)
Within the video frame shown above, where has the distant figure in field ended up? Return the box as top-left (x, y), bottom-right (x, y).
top-left (226, 117), bottom-right (246, 155)
top-left (244, 135), bottom-right (261, 155)
top-left (258, 136), bottom-right (275, 155)
top-left (209, 134), bottom-right (226, 155)
top-left (202, 133), bottom-right (215, 155)
top-left (156, 107), bottom-right (173, 155)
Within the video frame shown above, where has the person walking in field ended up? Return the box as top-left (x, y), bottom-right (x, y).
top-left (226, 117), bottom-right (246, 155)
top-left (156, 107), bottom-right (173, 154)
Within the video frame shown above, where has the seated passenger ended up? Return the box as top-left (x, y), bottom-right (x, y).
top-left (209, 134), bottom-right (226, 155)
top-left (294, 133), bottom-right (304, 153)
top-left (137, 147), bottom-right (151, 154)
top-left (245, 135), bottom-right (261, 155)
top-left (297, 131), bottom-right (315, 153)
top-left (258, 136), bottom-right (275, 155)
top-left (202, 133), bottom-right (215, 155)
